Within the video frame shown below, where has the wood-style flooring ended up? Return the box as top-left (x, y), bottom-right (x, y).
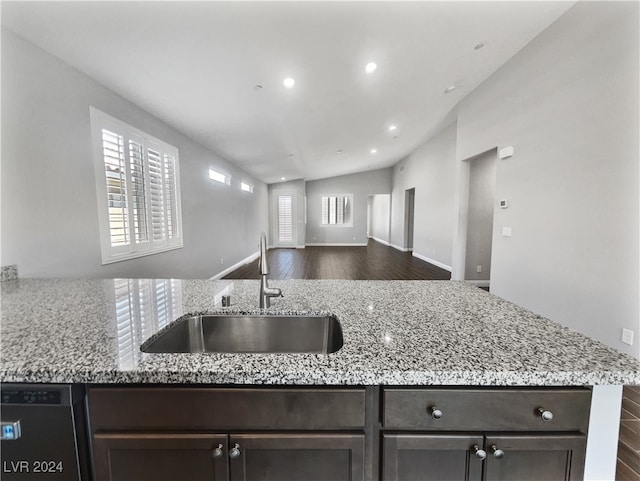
top-left (618, 385), bottom-right (640, 481)
top-left (223, 239), bottom-right (451, 280)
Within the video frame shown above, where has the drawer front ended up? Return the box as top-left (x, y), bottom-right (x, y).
top-left (382, 388), bottom-right (591, 432)
top-left (89, 387), bottom-right (366, 431)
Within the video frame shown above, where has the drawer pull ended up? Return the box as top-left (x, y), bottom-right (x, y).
top-left (229, 443), bottom-right (241, 459)
top-left (538, 407), bottom-right (554, 422)
top-left (212, 444), bottom-right (224, 458)
top-left (472, 445), bottom-right (486, 461)
top-left (491, 445), bottom-right (505, 459)
top-left (429, 406), bottom-right (443, 420)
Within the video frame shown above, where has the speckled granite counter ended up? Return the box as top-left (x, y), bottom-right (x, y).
top-left (1, 278), bottom-right (638, 385)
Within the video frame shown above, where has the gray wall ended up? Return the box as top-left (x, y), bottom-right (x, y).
top-left (464, 150), bottom-right (497, 281)
top-left (306, 168), bottom-right (391, 245)
top-left (1, 29), bottom-right (269, 279)
top-left (369, 194), bottom-right (391, 244)
top-left (391, 123), bottom-right (457, 269)
top-left (452, 1), bottom-right (639, 356)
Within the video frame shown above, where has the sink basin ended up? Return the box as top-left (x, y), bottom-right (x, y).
top-left (140, 314), bottom-right (343, 354)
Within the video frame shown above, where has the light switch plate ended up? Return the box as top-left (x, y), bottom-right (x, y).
top-left (622, 328), bottom-right (634, 345)
top-left (502, 227), bottom-right (512, 237)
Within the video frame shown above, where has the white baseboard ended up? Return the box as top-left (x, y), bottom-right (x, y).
top-left (464, 279), bottom-right (491, 288)
top-left (369, 236), bottom-right (390, 246)
top-left (210, 250), bottom-right (260, 280)
top-left (412, 252), bottom-right (452, 272)
top-left (389, 243), bottom-right (411, 252)
top-left (305, 243), bottom-right (368, 247)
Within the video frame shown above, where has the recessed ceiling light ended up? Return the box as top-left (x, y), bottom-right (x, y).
top-left (474, 42), bottom-right (485, 50)
top-left (283, 77), bottom-right (295, 88)
top-left (388, 125), bottom-right (397, 132)
top-left (365, 62), bottom-right (377, 74)
top-left (444, 85), bottom-right (456, 94)
top-left (371, 148), bottom-right (377, 154)
top-left (254, 84), bottom-right (263, 90)
top-left (337, 149), bottom-right (343, 154)
top-left (281, 177), bottom-right (286, 181)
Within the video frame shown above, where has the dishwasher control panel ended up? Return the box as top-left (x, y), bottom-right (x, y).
top-left (2, 388), bottom-right (63, 405)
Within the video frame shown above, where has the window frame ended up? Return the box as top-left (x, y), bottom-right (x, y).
top-left (90, 107), bottom-right (184, 264)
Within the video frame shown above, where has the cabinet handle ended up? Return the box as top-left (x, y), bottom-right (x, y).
top-left (491, 445), bottom-right (505, 459)
top-left (472, 445), bottom-right (486, 461)
top-left (212, 444), bottom-right (224, 458)
top-left (538, 407), bottom-right (554, 422)
top-left (229, 443), bottom-right (241, 459)
top-left (429, 406), bottom-right (443, 420)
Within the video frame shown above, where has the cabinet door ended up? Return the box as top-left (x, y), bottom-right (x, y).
top-left (382, 434), bottom-right (484, 481)
top-left (228, 433), bottom-right (365, 481)
top-left (92, 433), bottom-right (228, 481)
top-left (484, 434), bottom-right (586, 481)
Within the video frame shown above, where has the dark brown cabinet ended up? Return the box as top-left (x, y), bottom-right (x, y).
top-left (483, 434), bottom-right (586, 481)
top-left (87, 386), bottom-right (591, 481)
top-left (382, 434), bottom-right (484, 481)
top-left (228, 434), bottom-right (364, 481)
top-left (92, 432), bottom-right (364, 481)
top-left (87, 387), bottom-right (366, 481)
top-left (92, 433), bottom-right (229, 481)
top-left (380, 388), bottom-right (590, 481)
top-left (382, 433), bottom-right (586, 481)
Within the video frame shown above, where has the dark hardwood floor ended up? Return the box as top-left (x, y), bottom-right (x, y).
top-left (223, 239), bottom-right (451, 280)
top-left (618, 385), bottom-right (640, 481)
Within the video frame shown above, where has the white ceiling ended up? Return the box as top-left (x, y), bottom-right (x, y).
top-left (1, 1), bottom-right (575, 184)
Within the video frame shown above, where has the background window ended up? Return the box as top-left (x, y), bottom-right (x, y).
top-left (91, 107), bottom-right (183, 264)
top-left (321, 194), bottom-right (353, 226)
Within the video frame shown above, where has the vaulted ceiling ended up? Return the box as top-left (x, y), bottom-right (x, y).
top-left (2, 1), bottom-right (575, 183)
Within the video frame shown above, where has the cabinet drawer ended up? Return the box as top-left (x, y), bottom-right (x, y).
top-left (89, 386), bottom-right (366, 431)
top-left (382, 388), bottom-right (591, 432)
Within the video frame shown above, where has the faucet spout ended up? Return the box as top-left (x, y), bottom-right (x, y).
top-left (258, 232), bottom-right (282, 308)
top-left (259, 232), bottom-right (269, 275)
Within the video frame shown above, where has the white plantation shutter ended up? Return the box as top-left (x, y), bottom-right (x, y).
top-left (128, 140), bottom-right (149, 243)
top-left (278, 195), bottom-right (293, 243)
top-left (321, 195), bottom-right (352, 226)
top-left (163, 153), bottom-right (179, 241)
top-left (91, 107), bottom-right (183, 264)
top-left (147, 147), bottom-right (166, 243)
top-left (102, 130), bottom-right (129, 246)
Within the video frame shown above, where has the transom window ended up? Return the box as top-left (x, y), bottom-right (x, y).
top-left (90, 107), bottom-right (183, 264)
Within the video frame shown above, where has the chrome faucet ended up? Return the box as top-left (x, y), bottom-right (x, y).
top-left (259, 232), bottom-right (282, 308)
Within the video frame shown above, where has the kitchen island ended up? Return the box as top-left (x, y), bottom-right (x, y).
top-left (1, 278), bottom-right (639, 480)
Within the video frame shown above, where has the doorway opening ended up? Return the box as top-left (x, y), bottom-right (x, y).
top-left (463, 149), bottom-right (497, 287)
top-left (404, 188), bottom-right (415, 252)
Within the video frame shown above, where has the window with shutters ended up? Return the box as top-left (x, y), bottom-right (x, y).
top-left (278, 194), bottom-right (294, 243)
top-left (90, 107), bottom-right (183, 264)
top-left (321, 194), bottom-right (353, 227)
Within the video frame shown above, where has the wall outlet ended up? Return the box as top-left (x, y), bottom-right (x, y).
top-left (502, 227), bottom-right (512, 237)
top-left (621, 328), bottom-right (634, 346)
top-left (476, 265), bottom-right (482, 273)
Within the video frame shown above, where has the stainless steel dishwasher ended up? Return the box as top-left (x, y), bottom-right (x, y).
top-left (1, 384), bottom-right (90, 480)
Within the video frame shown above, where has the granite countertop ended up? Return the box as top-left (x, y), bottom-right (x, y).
top-left (1, 278), bottom-right (638, 385)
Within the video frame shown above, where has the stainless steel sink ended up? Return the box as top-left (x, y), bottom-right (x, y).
top-left (140, 314), bottom-right (343, 354)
